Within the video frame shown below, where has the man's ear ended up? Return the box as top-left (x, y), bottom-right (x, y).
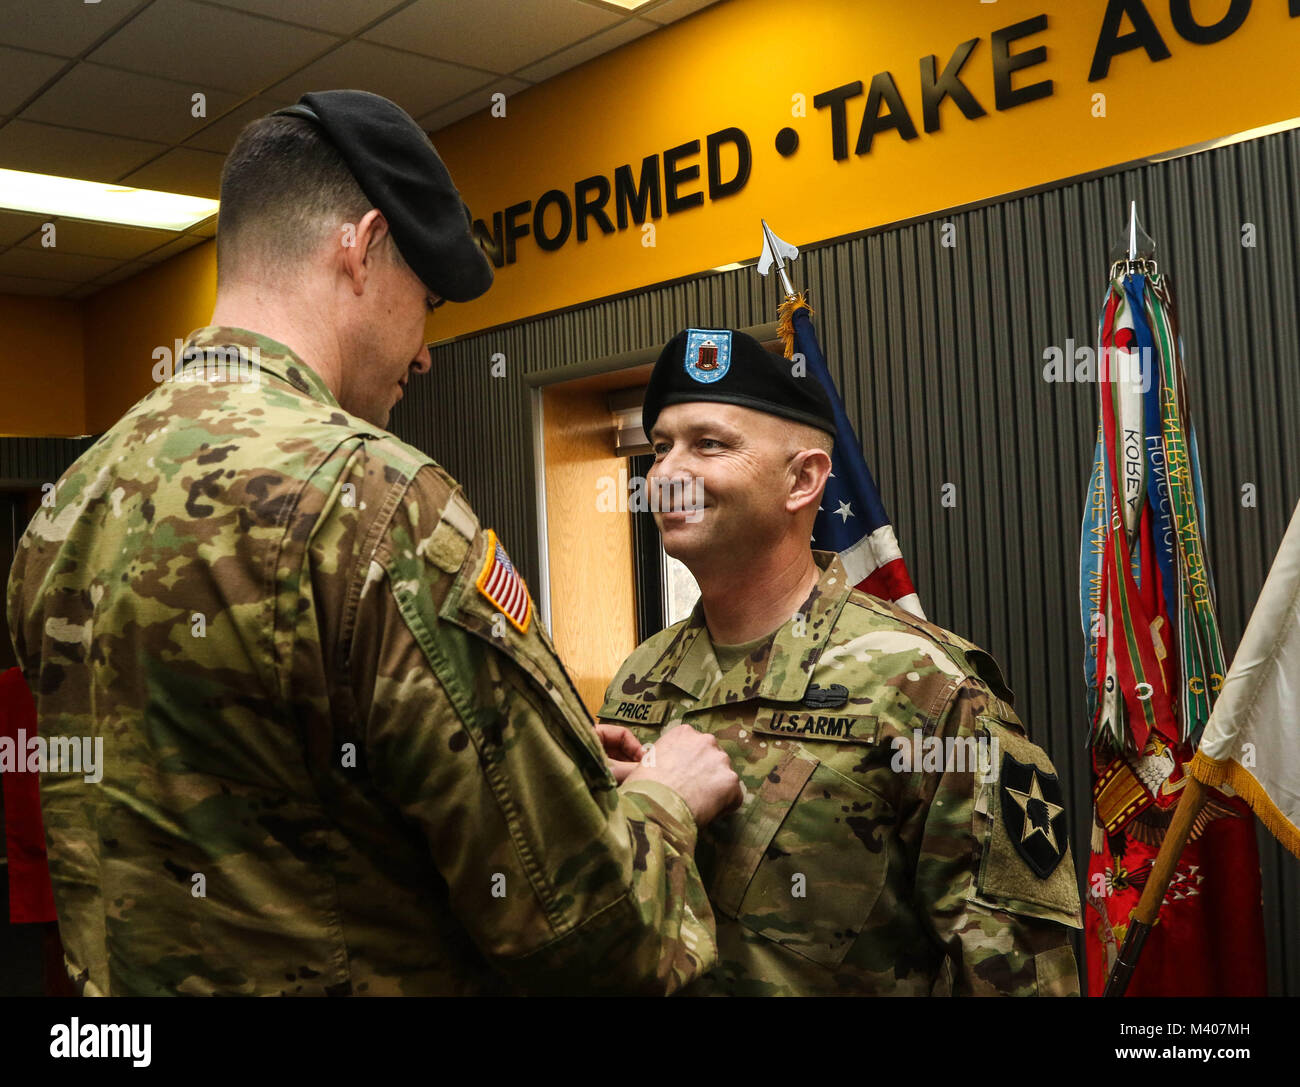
top-left (786, 447), bottom-right (832, 515)
top-left (340, 208), bottom-right (389, 296)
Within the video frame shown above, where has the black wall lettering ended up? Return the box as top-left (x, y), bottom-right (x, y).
top-left (574, 175), bottom-right (615, 242)
top-left (664, 140), bottom-right (704, 213)
top-left (706, 127), bottom-right (751, 199)
top-left (533, 189), bottom-right (571, 251)
top-left (614, 155), bottom-right (662, 229)
top-left (1169, 0), bottom-right (1251, 45)
top-left (1089, 0), bottom-right (1171, 81)
top-left (813, 80), bottom-right (864, 161)
top-left (920, 38), bottom-right (986, 133)
top-left (854, 72), bottom-right (918, 155)
top-left (992, 14), bottom-right (1054, 109)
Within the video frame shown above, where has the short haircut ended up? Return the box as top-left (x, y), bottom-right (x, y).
top-left (216, 115), bottom-right (383, 281)
top-left (786, 420), bottom-right (834, 457)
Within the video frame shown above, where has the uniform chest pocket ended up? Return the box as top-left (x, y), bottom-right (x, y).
top-left (712, 747), bottom-right (893, 969)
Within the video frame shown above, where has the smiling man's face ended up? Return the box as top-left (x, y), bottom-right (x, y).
top-left (647, 401), bottom-right (818, 568)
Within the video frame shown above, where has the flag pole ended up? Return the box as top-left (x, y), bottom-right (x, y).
top-left (1103, 775), bottom-right (1208, 996)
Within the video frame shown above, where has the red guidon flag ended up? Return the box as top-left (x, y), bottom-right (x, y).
top-left (1079, 267), bottom-right (1267, 996)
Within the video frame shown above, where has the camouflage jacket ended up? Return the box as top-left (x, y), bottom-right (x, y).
top-left (6, 325), bottom-right (716, 996)
top-left (600, 552), bottom-right (1083, 996)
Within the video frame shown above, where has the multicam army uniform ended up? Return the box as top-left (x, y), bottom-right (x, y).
top-left (7, 326), bottom-right (716, 996)
top-left (600, 552), bottom-right (1083, 996)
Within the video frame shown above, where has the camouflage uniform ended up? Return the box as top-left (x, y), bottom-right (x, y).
top-left (600, 552), bottom-right (1083, 996)
top-left (6, 326), bottom-right (716, 996)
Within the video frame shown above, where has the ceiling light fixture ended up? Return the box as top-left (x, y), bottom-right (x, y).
top-left (0, 168), bottom-right (219, 231)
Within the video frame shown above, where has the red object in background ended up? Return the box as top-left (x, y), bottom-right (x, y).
top-left (1085, 738), bottom-right (1269, 997)
top-left (0, 666), bottom-right (57, 924)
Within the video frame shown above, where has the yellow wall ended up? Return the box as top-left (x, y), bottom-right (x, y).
top-left (427, 0), bottom-right (1300, 340)
top-left (0, 240), bottom-right (216, 437)
top-left (2, 0), bottom-right (1298, 434)
top-left (82, 240), bottom-right (217, 434)
top-left (0, 295), bottom-right (85, 437)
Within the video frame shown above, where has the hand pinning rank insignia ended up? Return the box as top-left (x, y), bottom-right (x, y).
top-left (999, 754), bottom-right (1068, 878)
top-left (476, 529), bottom-right (532, 633)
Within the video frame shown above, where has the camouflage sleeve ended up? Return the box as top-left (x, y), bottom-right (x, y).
top-left (907, 680), bottom-right (1083, 996)
top-left (348, 463), bottom-right (716, 994)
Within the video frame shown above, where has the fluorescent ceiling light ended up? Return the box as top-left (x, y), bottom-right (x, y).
top-left (0, 168), bottom-right (218, 231)
top-left (597, 0), bottom-right (656, 9)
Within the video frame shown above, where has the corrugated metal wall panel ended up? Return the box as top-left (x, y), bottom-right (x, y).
top-left (0, 436), bottom-right (98, 488)
top-left (395, 128), bottom-right (1300, 995)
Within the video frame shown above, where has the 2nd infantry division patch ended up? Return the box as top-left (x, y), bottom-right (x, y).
top-left (999, 754), bottom-right (1068, 878)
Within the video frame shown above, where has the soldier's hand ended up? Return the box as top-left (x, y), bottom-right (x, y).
top-left (595, 723), bottom-right (645, 783)
top-left (623, 724), bottom-right (742, 827)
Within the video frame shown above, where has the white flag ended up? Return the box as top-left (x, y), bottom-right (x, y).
top-left (1191, 500), bottom-right (1300, 858)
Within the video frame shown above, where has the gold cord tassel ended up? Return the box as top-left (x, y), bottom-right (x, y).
top-left (776, 291), bottom-right (812, 359)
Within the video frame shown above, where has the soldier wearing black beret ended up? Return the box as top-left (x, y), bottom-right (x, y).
top-left (12, 91), bottom-right (742, 996)
top-left (599, 324), bottom-right (1083, 996)
top-left (641, 326), bottom-right (837, 438)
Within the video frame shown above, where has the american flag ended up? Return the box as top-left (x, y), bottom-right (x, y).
top-left (476, 530), bottom-right (532, 633)
top-left (788, 301), bottom-right (924, 619)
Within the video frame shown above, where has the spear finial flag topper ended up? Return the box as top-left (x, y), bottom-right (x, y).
top-left (757, 218), bottom-right (800, 299)
top-left (1109, 200), bottom-right (1156, 275)
top-left (754, 217), bottom-right (926, 620)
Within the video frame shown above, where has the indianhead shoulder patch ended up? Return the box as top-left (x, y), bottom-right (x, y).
top-left (475, 528), bottom-right (532, 634)
top-left (999, 754), bottom-right (1068, 878)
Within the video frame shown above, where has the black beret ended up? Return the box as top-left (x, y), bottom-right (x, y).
top-left (271, 90), bottom-right (493, 303)
top-left (642, 327), bottom-right (836, 437)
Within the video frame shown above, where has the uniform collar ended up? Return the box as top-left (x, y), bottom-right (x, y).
top-left (643, 550), bottom-right (855, 708)
top-left (182, 326), bottom-right (343, 410)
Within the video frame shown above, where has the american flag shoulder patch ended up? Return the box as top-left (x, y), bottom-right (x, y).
top-left (475, 528), bottom-right (532, 633)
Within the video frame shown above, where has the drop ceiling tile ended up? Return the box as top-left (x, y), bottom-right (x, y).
top-left (0, 1), bottom-right (140, 58)
top-left (516, 17), bottom-right (655, 83)
top-left (121, 147), bottom-right (226, 199)
top-left (0, 247), bottom-right (119, 283)
top-left (640, 0), bottom-right (722, 25)
top-left (183, 94), bottom-right (293, 154)
top-left (190, 217), bottom-right (218, 238)
top-left (267, 40), bottom-right (487, 120)
top-left (199, 0), bottom-right (408, 36)
top-left (16, 219), bottom-right (173, 261)
top-left (363, 0), bottom-right (620, 71)
top-left (0, 210), bottom-right (51, 247)
top-left (89, 259), bottom-right (153, 287)
top-left (0, 273), bottom-right (79, 296)
top-left (20, 64), bottom-right (239, 144)
top-left (0, 46), bottom-right (68, 116)
top-left (89, 0), bottom-right (338, 96)
top-left (66, 282), bottom-right (102, 299)
top-left (417, 78), bottom-right (530, 133)
top-left (0, 119), bottom-right (165, 182)
top-left (138, 232), bottom-right (209, 263)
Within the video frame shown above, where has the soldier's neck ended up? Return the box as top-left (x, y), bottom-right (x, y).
top-left (209, 286), bottom-right (345, 401)
top-left (695, 544), bottom-right (820, 646)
